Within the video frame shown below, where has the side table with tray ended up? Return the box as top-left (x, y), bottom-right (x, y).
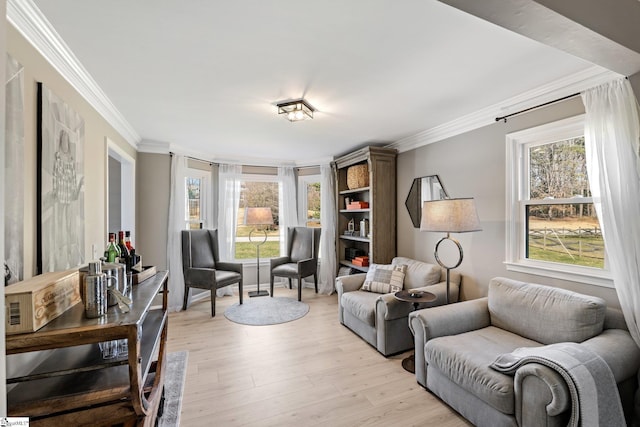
top-left (394, 289), bottom-right (436, 373)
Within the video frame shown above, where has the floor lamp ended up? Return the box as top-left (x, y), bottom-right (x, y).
top-left (420, 198), bottom-right (481, 304)
top-left (245, 207), bottom-right (274, 297)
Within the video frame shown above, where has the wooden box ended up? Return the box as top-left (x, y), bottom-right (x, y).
top-left (5, 269), bottom-right (81, 334)
top-left (132, 266), bottom-right (157, 285)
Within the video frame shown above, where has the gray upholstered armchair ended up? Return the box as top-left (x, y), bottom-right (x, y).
top-left (181, 229), bottom-right (243, 317)
top-left (409, 277), bottom-right (640, 427)
top-left (269, 227), bottom-right (321, 301)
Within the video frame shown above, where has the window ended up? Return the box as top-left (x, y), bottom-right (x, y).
top-left (185, 177), bottom-right (204, 229)
top-left (299, 175), bottom-right (321, 228)
top-left (235, 179), bottom-right (280, 259)
top-left (506, 115), bottom-right (611, 287)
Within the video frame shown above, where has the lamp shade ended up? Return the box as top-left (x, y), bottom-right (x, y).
top-left (420, 198), bottom-right (481, 233)
top-left (245, 207), bottom-right (274, 225)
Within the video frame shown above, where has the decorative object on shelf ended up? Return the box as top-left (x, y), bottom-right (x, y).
top-left (421, 198), bottom-right (481, 304)
top-left (83, 262), bottom-right (107, 319)
top-left (359, 218), bottom-right (369, 237)
top-left (36, 82), bottom-right (85, 274)
top-left (276, 98), bottom-right (314, 122)
top-left (347, 201), bottom-right (369, 209)
top-left (5, 269), bottom-right (81, 334)
top-left (246, 207), bottom-right (274, 297)
top-left (347, 218), bottom-right (355, 233)
top-left (346, 164), bottom-right (369, 189)
top-left (405, 174), bottom-right (448, 228)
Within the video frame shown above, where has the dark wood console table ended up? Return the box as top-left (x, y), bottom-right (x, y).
top-left (6, 270), bottom-right (169, 426)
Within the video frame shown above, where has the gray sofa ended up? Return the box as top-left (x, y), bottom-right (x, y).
top-left (336, 256), bottom-right (460, 356)
top-left (409, 276), bottom-right (640, 427)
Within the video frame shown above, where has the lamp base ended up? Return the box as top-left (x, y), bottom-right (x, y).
top-left (248, 290), bottom-right (269, 297)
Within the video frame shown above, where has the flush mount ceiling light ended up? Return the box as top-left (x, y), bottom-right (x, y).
top-left (277, 99), bottom-right (314, 122)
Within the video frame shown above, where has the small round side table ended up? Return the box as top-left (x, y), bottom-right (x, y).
top-left (394, 289), bottom-right (437, 374)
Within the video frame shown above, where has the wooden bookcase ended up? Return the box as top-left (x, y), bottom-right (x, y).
top-left (334, 146), bottom-right (397, 272)
top-left (6, 271), bottom-right (169, 426)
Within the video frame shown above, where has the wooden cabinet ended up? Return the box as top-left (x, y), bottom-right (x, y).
top-left (334, 146), bottom-right (397, 272)
top-left (6, 271), bottom-right (169, 426)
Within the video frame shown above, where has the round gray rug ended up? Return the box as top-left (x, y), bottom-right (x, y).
top-left (224, 296), bottom-right (309, 326)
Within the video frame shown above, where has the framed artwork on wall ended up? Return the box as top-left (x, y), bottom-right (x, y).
top-left (4, 54), bottom-right (24, 285)
top-left (37, 82), bottom-right (85, 274)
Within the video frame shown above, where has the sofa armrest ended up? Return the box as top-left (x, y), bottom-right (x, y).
top-left (336, 273), bottom-right (366, 294)
top-left (336, 273), bottom-right (367, 323)
top-left (409, 297), bottom-right (490, 386)
top-left (514, 363), bottom-right (571, 427)
top-left (580, 328), bottom-right (640, 382)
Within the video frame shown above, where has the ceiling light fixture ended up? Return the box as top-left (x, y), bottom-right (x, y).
top-left (277, 99), bottom-right (314, 122)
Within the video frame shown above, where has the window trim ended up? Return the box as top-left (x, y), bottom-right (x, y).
top-left (505, 114), bottom-right (613, 288)
top-left (185, 168), bottom-right (210, 230)
top-left (298, 174), bottom-right (321, 227)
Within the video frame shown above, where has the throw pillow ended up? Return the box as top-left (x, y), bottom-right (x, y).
top-left (361, 264), bottom-right (407, 294)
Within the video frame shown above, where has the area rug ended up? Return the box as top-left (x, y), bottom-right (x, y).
top-left (224, 296), bottom-right (309, 326)
top-left (158, 350), bottom-right (188, 427)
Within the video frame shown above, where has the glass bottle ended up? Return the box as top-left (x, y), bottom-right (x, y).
top-left (118, 231), bottom-right (130, 270)
top-left (105, 233), bottom-right (120, 263)
top-left (125, 231), bottom-right (134, 251)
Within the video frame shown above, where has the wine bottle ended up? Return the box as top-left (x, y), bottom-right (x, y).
top-left (105, 233), bottom-right (120, 263)
top-left (125, 231), bottom-right (134, 251)
top-left (118, 231), bottom-right (130, 270)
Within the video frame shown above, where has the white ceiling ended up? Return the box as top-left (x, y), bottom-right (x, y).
top-left (27, 0), bottom-right (607, 165)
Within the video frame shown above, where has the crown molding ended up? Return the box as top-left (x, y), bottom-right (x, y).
top-left (7, 0), bottom-right (141, 148)
top-left (387, 66), bottom-right (622, 153)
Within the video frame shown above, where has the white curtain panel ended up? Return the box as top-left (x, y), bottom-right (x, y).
top-left (209, 164), bottom-right (232, 297)
top-left (166, 154), bottom-right (187, 311)
top-left (318, 163), bottom-right (337, 294)
top-left (582, 78), bottom-right (640, 346)
top-left (218, 164), bottom-right (242, 262)
top-left (278, 166), bottom-right (298, 256)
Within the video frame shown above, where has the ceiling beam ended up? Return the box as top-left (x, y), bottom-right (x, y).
top-left (438, 0), bottom-right (640, 76)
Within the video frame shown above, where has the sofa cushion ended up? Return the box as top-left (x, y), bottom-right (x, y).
top-left (488, 277), bottom-right (606, 345)
top-left (426, 326), bottom-right (542, 414)
top-left (361, 264), bottom-right (406, 294)
top-left (341, 290), bottom-right (379, 326)
top-left (392, 257), bottom-right (441, 289)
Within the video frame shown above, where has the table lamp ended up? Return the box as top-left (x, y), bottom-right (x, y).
top-left (245, 207), bottom-right (274, 297)
top-left (420, 198), bottom-right (481, 304)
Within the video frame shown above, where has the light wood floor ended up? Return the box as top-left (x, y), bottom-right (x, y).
top-left (166, 286), bottom-right (472, 426)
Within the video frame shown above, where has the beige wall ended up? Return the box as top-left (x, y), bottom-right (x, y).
top-left (5, 23), bottom-right (135, 384)
top-left (136, 152), bottom-right (170, 270)
top-left (397, 74), bottom-right (640, 307)
top-left (7, 24), bottom-right (135, 279)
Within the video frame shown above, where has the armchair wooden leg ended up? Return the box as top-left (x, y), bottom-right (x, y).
top-left (182, 286), bottom-right (190, 311)
top-left (210, 288), bottom-right (216, 317)
top-left (314, 274), bottom-right (318, 293)
top-left (270, 275), bottom-right (274, 297)
top-left (297, 276), bottom-right (302, 302)
top-left (239, 281), bottom-right (243, 305)
top-left (288, 278), bottom-right (293, 289)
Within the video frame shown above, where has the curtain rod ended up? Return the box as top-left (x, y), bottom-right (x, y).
top-left (495, 92), bottom-right (580, 123)
top-left (169, 151), bottom-right (215, 166)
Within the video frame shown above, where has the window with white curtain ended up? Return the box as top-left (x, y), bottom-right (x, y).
top-left (505, 115), bottom-right (611, 287)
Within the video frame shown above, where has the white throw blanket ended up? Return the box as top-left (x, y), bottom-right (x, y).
top-left (490, 342), bottom-right (625, 427)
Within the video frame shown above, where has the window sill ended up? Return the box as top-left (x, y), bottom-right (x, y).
top-left (504, 260), bottom-right (613, 289)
